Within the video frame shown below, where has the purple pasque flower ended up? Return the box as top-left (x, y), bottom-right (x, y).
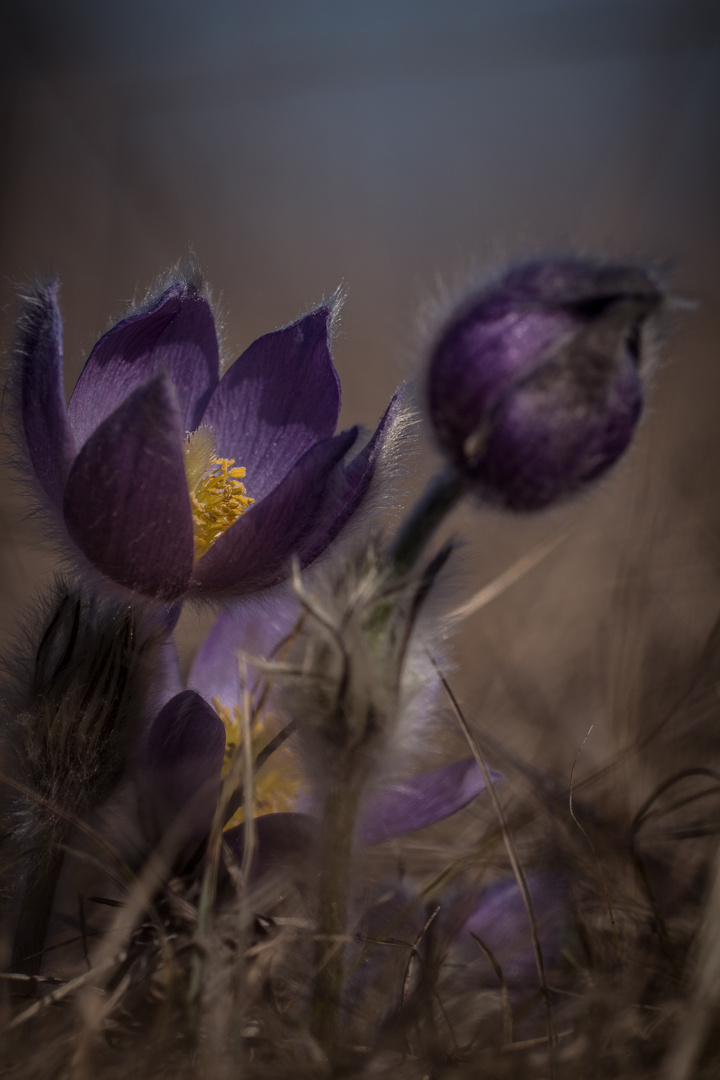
top-left (138, 590), bottom-right (494, 874)
top-left (427, 258), bottom-right (663, 510)
top-left (454, 874), bottom-right (569, 987)
top-left (16, 278), bottom-right (396, 601)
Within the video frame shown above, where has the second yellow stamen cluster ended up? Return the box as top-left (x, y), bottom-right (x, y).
top-left (213, 698), bottom-right (302, 830)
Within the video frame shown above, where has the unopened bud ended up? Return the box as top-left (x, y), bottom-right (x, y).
top-left (427, 259), bottom-right (663, 510)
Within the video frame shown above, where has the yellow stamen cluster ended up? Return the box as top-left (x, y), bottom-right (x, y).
top-left (183, 427), bottom-right (254, 560)
top-left (213, 697), bottom-right (302, 830)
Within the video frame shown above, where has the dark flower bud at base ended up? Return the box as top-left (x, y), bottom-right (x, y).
top-left (427, 258), bottom-right (663, 510)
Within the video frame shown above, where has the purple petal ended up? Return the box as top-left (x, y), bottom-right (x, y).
top-left (459, 874), bottom-right (568, 984)
top-left (190, 428), bottom-right (358, 598)
top-left (63, 373), bottom-right (194, 600)
top-left (222, 812), bottom-right (318, 879)
top-left (298, 391), bottom-right (402, 569)
top-left (357, 758), bottom-right (497, 846)
top-left (149, 636), bottom-right (185, 713)
top-left (17, 282), bottom-right (76, 507)
top-left (189, 590), bottom-right (299, 709)
top-left (201, 307), bottom-right (341, 501)
top-left (68, 283), bottom-right (219, 446)
top-left (141, 690), bottom-right (226, 845)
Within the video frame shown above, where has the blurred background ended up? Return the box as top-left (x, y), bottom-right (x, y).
top-left (1, 0), bottom-right (719, 778)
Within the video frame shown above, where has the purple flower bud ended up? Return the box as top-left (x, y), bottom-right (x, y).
top-left (427, 259), bottom-right (663, 510)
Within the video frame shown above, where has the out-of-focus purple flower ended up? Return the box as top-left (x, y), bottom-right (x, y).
top-left (16, 279), bottom-right (397, 601)
top-left (455, 874), bottom-right (569, 987)
top-left (427, 259), bottom-right (663, 510)
top-left (137, 591), bottom-right (494, 873)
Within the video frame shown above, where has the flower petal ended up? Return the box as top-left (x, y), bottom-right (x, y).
top-left (357, 757), bottom-right (497, 846)
top-left (297, 391), bottom-right (403, 569)
top-left (141, 690), bottom-right (226, 846)
top-left (145, 606), bottom-right (185, 713)
top-left (17, 282), bottom-right (75, 507)
top-left (63, 373), bottom-right (194, 600)
top-left (458, 874), bottom-right (568, 984)
top-left (190, 428), bottom-right (358, 598)
top-left (201, 307), bottom-right (341, 500)
top-left (149, 636), bottom-right (185, 713)
top-left (188, 590), bottom-right (298, 709)
top-left (68, 283), bottom-right (219, 446)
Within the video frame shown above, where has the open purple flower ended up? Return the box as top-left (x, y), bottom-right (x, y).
top-left (16, 279), bottom-right (396, 601)
top-left (138, 591), bottom-right (494, 874)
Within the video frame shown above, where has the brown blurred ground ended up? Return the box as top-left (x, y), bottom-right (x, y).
top-left (0, 0), bottom-right (719, 784)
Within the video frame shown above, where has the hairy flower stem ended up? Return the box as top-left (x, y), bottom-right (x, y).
top-left (388, 467), bottom-right (465, 579)
top-left (310, 763), bottom-right (363, 1052)
top-left (11, 824), bottom-right (69, 977)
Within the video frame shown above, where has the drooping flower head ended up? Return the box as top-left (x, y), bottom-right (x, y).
top-left (426, 258), bottom-right (663, 510)
top-left (15, 276), bottom-right (397, 601)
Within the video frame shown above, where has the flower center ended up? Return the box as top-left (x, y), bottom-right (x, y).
top-left (183, 427), bottom-right (254, 560)
top-left (213, 697), bottom-right (302, 829)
